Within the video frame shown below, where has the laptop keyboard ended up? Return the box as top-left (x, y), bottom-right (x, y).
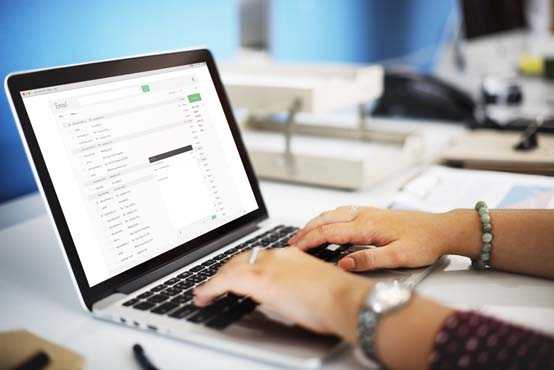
top-left (122, 224), bottom-right (355, 330)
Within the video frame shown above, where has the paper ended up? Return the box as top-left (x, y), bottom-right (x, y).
top-left (390, 165), bottom-right (554, 211)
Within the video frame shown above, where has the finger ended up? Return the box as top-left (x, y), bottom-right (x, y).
top-left (194, 265), bottom-right (257, 306)
top-left (293, 222), bottom-right (360, 250)
top-left (337, 245), bottom-right (404, 272)
top-left (289, 206), bottom-right (360, 244)
top-left (194, 249), bottom-right (269, 306)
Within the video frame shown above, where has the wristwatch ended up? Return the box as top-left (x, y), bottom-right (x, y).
top-left (357, 280), bottom-right (413, 367)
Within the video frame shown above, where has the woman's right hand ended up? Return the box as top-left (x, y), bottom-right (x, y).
top-left (289, 206), bottom-right (481, 272)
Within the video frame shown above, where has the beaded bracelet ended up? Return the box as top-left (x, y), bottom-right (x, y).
top-left (471, 201), bottom-right (493, 270)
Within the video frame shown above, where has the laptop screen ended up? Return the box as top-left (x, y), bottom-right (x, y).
top-left (20, 62), bottom-right (259, 287)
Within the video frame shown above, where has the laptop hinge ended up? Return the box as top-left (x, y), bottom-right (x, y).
top-left (117, 221), bottom-right (260, 295)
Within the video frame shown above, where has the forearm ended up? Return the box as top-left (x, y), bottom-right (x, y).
top-left (375, 295), bottom-right (453, 370)
top-left (341, 286), bottom-right (554, 370)
top-left (337, 280), bottom-right (453, 370)
top-left (443, 209), bottom-right (554, 279)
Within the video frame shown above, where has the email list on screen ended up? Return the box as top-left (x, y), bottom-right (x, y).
top-left (21, 63), bottom-right (258, 286)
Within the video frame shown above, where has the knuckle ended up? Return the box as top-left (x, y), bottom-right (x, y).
top-left (317, 224), bottom-right (328, 235)
top-left (390, 249), bottom-right (407, 266)
top-left (360, 226), bottom-right (374, 242)
top-left (319, 224), bottom-right (336, 238)
top-left (352, 251), bottom-right (371, 269)
top-left (360, 251), bottom-right (373, 268)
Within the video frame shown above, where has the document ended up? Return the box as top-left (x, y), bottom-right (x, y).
top-left (390, 166), bottom-right (554, 211)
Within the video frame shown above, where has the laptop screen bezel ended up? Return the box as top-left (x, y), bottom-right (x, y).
top-left (6, 49), bottom-right (268, 310)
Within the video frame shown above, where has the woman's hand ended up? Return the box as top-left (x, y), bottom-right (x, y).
top-left (194, 246), bottom-right (454, 370)
top-left (194, 247), bottom-right (372, 343)
top-left (288, 206), bottom-right (481, 272)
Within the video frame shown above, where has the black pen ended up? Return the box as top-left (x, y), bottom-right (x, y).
top-left (133, 344), bottom-right (159, 370)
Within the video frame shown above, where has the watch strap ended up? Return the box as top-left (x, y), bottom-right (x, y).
top-left (357, 306), bottom-right (383, 367)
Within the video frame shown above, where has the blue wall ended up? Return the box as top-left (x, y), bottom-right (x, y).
top-left (0, 0), bottom-right (238, 203)
top-left (1, 0), bottom-right (454, 204)
top-left (271, 0), bottom-right (455, 70)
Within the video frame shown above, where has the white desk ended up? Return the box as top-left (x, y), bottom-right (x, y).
top-left (1, 123), bottom-right (553, 370)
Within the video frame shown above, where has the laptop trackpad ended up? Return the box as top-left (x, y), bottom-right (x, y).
top-left (220, 308), bottom-right (343, 366)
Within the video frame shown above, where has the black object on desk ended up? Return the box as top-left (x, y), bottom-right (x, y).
top-left (514, 122), bottom-right (540, 151)
top-left (12, 351), bottom-right (50, 370)
top-left (372, 69), bottom-right (476, 124)
top-left (133, 344), bottom-right (159, 370)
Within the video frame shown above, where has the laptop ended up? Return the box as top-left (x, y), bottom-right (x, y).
top-left (6, 49), bottom-right (441, 368)
top-left (5, 49), bottom-right (368, 368)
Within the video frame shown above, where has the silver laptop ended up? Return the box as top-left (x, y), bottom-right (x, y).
top-left (4, 49), bottom-right (356, 369)
top-left (5, 49), bottom-right (440, 368)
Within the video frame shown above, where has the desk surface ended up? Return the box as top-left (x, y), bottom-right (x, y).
top-left (1, 122), bottom-right (554, 370)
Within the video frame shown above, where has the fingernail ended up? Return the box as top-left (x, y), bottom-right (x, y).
top-left (338, 257), bottom-right (356, 271)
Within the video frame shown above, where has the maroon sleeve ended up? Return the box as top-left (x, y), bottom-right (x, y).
top-left (428, 310), bottom-right (554, 370)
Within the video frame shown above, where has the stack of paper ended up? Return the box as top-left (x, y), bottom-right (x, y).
top-left (391, 166), bottom-right (554, 211)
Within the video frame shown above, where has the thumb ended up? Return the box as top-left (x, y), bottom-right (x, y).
top-left (338, 244), bottom-right (405, 272)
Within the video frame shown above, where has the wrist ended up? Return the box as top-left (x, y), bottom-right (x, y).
top-left (331, 276), bottom-right (373, 343)
top-left (440, 209), bottom-right (482, 259)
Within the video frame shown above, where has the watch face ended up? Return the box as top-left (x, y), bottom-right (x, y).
top-left (369, 281), bottom-right (412, 314)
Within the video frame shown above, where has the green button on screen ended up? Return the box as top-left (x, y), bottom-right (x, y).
top-left (141, 85), bottom-right (150, 92)
top-left (188, 93), bottom-right (201, 103)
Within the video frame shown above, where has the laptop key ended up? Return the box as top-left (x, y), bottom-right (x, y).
top-left (148, 294), bottom-right (169, 304)
top-left (123, 298), bottom-right (139, 306)
top-left (168, 304), bottom-right (198, 319)
top-left (186, 295), bottom-right (234, 324)
top-left (187, 307), bottom-right (219, 324)
top-left (205, 268), bottom-right (218, 276)
top-left (151, 284), bottom-right (166, 292)
top-left (190, 265), bottom-right (203, 272)
top-left (189, 275), bottom-right (204, 284)
top-left (151, 302), bottom-right (178, 315)
top-left (175, 281), bottom-right (194, 290)
top-left (236, 298), bottom-right (258, 316)
top-left (137, 291), bottom-right (154, 299)
top-left (171, 296), bottom-right (191, 305)
top-left (162, 287), bottom-right (181, 296)
top-left (276, 240), bottom-right (288, 247)
top-left (164, 278), bottom-right (180, 285)
top-left (134, 301), bottom-right (156, 311)
top-left (205, 297), bottom-right (257, 329)
top-left (177, 271), bottom-right (192, 279)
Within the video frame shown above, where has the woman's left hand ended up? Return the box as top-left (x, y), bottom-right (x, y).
top-left (194, 247), bottom-right (371, 343)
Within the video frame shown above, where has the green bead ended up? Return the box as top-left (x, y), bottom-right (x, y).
top-left (483, 223), bottom-right (492, 232)
top-left (478, 207), bottom-right (489, 216)
top-left (482, 252), bottom-right (490, 261)
top-left (483, 243), bottom-right (492, 252)
top-left (472, 260), bottom-right (486, 270)
top-left (480, 213), bottom-right (491, 223)
top-left (475, 201), bottom-right (487, 211)
top-left (482, 232), bottom-right (493, 243)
